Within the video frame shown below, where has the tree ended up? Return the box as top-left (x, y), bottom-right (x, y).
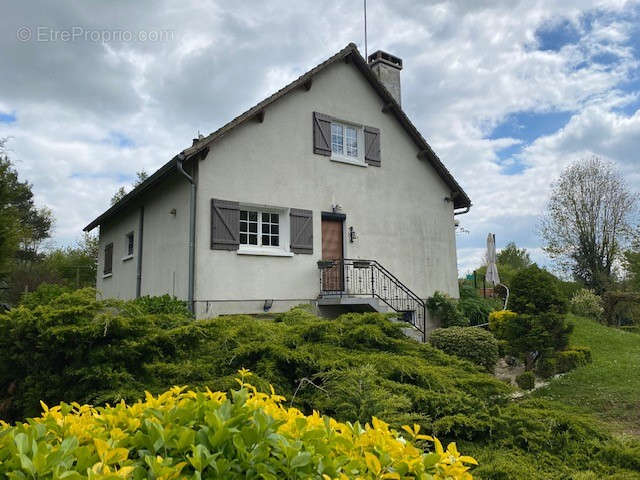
top-left (624, 235), bottom-right (640, 292)
top-left (0, 139), bottom-right (52, 271)
top-left (497, 242), bottom-right (532, 270)
top-left (110, 170), bottom-right (148, 205)
top-left (541, 157), bottom-right (637, 293)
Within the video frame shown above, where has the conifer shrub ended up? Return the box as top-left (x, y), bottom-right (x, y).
top-left (429, 327), bottom-right (500, 372)
top-left (516, 371), bottom-right (535, 390)
top-left (509, 265), bottom-right (568, 315)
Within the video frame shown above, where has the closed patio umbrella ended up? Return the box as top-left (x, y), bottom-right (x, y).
top-left (485, 233), bottom-right (500, 286)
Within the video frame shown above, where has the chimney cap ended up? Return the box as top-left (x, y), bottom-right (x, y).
top-left (367, 50), bottom-right (403, 70)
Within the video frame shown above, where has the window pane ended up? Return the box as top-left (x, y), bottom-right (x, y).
top-left (249, 222), bottom-right (257, 233)
top-left (272, 236), bottom-right (279, 246)
top-left (262, 223), bottom-right (270, 234)
top-left (271, 213), bottom-right (279, 223)
top-left (346, 126), bottom-right (358, 157)
top-left (240, 233), bottom-right (247, 244)
top-left (262, 235), bottom-right (270, 246)
top-left (240, 221), bottom-right (247, 233)
top-left (249, 211), bottom-right (257, 221)
top-left (262, 212), bottom-right (270, 223)
top-left (331, 123), bottom-right (343, 155)
top-left (272, 224), bottom-right (279, 235)
top-left (240, 210), bottom-right (247, 220)
top-left (249, 234), bottom-right (257, 245)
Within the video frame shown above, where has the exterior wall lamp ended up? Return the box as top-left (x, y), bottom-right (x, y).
top-left (349, 226), bottom-right (358, 243)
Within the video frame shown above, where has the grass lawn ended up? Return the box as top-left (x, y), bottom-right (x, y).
top-left (533, 314), bottom-right (640, 436)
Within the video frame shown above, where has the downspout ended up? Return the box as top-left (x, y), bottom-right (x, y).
top-left (135, 206), bottom-right (144, 298)
top-left (176, 153), bottom-right (196, 314)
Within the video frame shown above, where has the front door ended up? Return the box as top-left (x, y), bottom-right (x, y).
top-left (321, 216), bottom-right (344, 292)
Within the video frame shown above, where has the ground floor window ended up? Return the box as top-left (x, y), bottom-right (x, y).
top-left (104, 243), bottom-right (113, 275)
top-left (240, 209), bottom-right (280, 247)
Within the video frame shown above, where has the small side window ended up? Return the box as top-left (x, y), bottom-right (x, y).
top-left (126, 232), bottom-right (134, 257)
top-left (104, 243), bottom-right (113, 275)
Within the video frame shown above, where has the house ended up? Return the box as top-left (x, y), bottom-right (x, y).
top-left (84, 43), bottom-right (471, 340)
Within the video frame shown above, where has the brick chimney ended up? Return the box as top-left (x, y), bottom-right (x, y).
top-left (368, 50), bottom-right (403, 105)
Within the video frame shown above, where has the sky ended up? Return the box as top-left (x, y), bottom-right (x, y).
top-left (1, 0), bottom-right (639, 275)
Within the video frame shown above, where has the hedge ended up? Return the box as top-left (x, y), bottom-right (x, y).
top-left (0, 372), bottom-right (477, 479)
top-left (556, 348), bottom-right (592, 374)
top-left (429, 327), bottom-right (499, 372)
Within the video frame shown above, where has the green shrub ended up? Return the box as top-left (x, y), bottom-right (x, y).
top-left (494, 311), bottom-right (573, 365)
top-left (509, 265), bottom-right (568, 315)
top-left (570, 289), bottom-right (604, 321)
top-left (536, 356), bottom-right (557, 379)
top-left (426, 291), bottom-right (469, 327)
top-left (458, 296), bottom-right (499, 326)
top-left (556, 348), bottom-right (591, 373)
top-left (429, 326), bottom-right (500, 372)
top-left (488, 310), bottom-right (518, 340)
top-left (19, 282), bottom-right (73, 309)
top-left (570, 346), bottom-right (592, 364)
top-left (516, 371), bottom-right (535, 390)
top-left (127, 294), bottom-right (192, 316)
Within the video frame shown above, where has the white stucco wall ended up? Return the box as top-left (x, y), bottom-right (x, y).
top-left (97, 174), bottom-right (190, 300)
top-left (193, 60), bottom-right (460, 318)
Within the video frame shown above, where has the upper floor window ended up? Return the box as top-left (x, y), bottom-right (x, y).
top-left (104, 243), bottom-right (113, 276)
top-left (331, 122), bottom-right (359, 159)
top-left (126, 232), bottom-right (134, 257)
top-left (240, 210), bottom-right (279, 247)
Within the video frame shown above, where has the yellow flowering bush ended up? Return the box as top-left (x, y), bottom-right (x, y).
top-left (488, 309), bottom-right (518, 339)
top-left (0, 370), bottom-right (476, 479)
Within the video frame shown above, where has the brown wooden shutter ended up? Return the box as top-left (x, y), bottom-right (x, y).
top-left (104, 243), bottom-right (113, 274)
top-left (290, 208), bottom-right (313, 254)
top-left (364, 126), bottom-right (381, 167)
top-left (313, 112), bottom-right (332, 156)
top-left (211, 199), bottom-right (240, 250)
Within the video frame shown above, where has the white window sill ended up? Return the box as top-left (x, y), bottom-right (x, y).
top-left (102, 273), bottom-right (113, 279)
top-left (330, 156), bottom-right (367, 167)
top-left (122, 254), bottom-right (134, 262)
top-left (237, 248), bottom-right (294, 257)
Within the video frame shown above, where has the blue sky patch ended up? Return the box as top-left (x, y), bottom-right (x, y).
top-left (0, 111), bottom-right (16, 124)
top-left (489, 110), bottom-right (572, 144)
top-left (535, 19), bottom-right (581, 52)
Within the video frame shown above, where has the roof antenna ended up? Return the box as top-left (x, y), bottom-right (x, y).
top-left (363, 0), bottom-right (368, 60)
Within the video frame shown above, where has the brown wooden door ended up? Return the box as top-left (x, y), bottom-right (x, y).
top-left (321, 218), bottom-right (344, 291)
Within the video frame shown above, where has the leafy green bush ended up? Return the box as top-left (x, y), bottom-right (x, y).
top-left (509, 265), bottom-right (568, 315)
top-left (516, 371), bottom-right (535, 390)
top-left (427, 291), bottom-right (469, 327)
top-left (556, 348), bottom-right (591, 373)
top-left (0, 375), bottom-right (477, 480)
top-left (429, 327), bottom-right (500, 372)
top-left (570, 289), bottom-right (604, 321)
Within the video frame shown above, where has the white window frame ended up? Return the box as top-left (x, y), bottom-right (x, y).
top-left (237, 204), bottom-right (293, 257)
top-left (330, 120), bottom-right (366, 167)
